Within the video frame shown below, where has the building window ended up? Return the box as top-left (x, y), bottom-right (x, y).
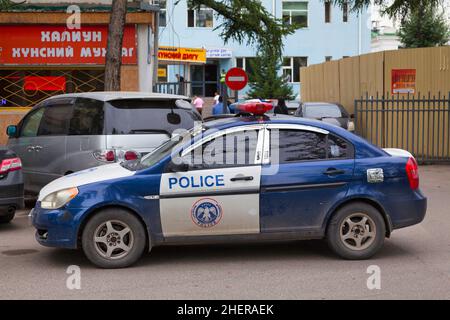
top-left (236, 57), bottom-right (257, 75)
top-left (342, 2), bottom-right (348, 22)
top-left (282, 57), bottom-right (308, 83)
top-left (325, 56), bottom-right (332, 61)
top-left (325, 1), bottom-right (331, 23)
top-left (159, 0), bottom-right (167, 27)
top-left (282, 1), bottom-right (308, 29)
top-left (188, 2), bottom-right (213, 28)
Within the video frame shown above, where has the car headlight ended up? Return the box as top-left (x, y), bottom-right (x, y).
top-left (41, 187), bottom-right (79, 209)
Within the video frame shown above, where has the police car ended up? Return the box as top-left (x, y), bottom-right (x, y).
top-left (31, 102), bottom-right (427, 268)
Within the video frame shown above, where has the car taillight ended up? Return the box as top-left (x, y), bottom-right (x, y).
top-left (124, 150), bottom-right (139, 161)
top-left (93, 150), bottom-right (116, 162)
top-left (406, 157), bottom-right (419, 190)
top-left (0, 157), bottom-right (22, 174)
top-left (93, 149), bottom-right (140, 163)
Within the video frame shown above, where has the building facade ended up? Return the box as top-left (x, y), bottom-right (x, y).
top-left (157, 0), bottom-right (372, 98)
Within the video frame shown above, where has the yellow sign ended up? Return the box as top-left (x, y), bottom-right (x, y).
top-left (158, 68), bottom-right (167, 77)
top-left (158, 46), bottom-right (206, 64)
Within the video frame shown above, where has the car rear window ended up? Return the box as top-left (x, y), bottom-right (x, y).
top-left (104, 99), bottom-right (200, 136)
top-left (304, 105), bottom-right (342, 119)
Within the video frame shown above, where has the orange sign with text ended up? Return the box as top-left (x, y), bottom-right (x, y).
top-left (392, 69), bottom-right (416, 94)
top-left (0, 25), bottom-right (137, 65)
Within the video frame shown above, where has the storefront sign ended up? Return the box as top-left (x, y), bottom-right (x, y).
top-left (392, 69), bottom-right (416, 94)
top-left (0, 25), bottom-right (137, 65)
top-left (158, 46), bottom-right (206, 64)
top-left (206, 48), bottom-right (233, 59)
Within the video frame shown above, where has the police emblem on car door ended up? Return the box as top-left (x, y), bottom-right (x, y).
top-left (159, 126), bottom-right (264, 237)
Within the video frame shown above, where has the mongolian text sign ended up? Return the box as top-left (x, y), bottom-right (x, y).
top-left (158, 46), bottom-right (206, 64)
top-left (0, 25), bottom-right (137, 65)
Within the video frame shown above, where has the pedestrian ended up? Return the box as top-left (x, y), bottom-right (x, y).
top-left (175, 73), bottom-right (185, 95)
top-left (274, 98), bottom-right (289, 115)
top-left (192, 95), bottom-right (204, 115)
top-left (213, 91), bottom-right (220, 105)
top-left (212, 96), bottom-right (230, 115)
top-left (220, 69), bottom-right (227, 97)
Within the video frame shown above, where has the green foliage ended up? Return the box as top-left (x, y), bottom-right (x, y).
top-left (187, 0), bottom-right (297, 58)
top-left (398, 4), bottom-right (450, 48)
top-left (0, 0), bottom-right (24, 11)
top-left (246, 46), bottom-right (294, 100)
top-left (330, 0), bottom-right (443, 19)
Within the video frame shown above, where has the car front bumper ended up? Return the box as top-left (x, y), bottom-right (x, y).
top-left (31, 202), bottom-right (85, 249)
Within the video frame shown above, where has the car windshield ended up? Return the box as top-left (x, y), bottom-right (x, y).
top-left (138, 125), bottom-right (203, 169)
top-left (304, 105), bottom-right (342, 118)
top-left (104, 99), bottom-right (199, 135)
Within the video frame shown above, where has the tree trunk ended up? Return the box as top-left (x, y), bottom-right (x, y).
top-left (104, 0), bottom-right (127, 91)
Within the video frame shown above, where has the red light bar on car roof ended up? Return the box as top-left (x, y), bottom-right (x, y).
top-left (237, 102), bottom-right (273, 115)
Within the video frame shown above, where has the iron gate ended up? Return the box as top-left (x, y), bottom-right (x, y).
top-left (354, 92), bottom-right (450, 164)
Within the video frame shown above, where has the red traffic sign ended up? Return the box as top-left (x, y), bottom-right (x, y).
top-left (225, 67), bottom-right (248, 91)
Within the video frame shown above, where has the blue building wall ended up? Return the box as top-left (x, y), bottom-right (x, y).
top-left (158, 0), bottom-right (371, 98)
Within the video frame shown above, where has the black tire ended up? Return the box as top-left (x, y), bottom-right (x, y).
top-left (0, 212), bottom-right (15, 224)
top-left (326, 202), bottom-right (386, 260)
top-left (81, 208), bottom-right (147, 268)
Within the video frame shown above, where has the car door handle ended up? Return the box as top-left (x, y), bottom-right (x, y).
top-left (323, 168), bottom-right (345, 176)
top-left (230, 175), bottom-right (254, 182)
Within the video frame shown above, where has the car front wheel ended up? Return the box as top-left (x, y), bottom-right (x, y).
top-left (326, 202), bottom-right (386, 260)
top-left (81, 208), bottom-right (147, 268)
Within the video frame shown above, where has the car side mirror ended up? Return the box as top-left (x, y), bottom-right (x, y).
top-left (6, 125), bottom-right (17, 138)
top-left (166, 161), bottom-right (189, 172)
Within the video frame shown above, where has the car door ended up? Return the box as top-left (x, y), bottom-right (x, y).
top-left (159, 125), bottom-right (264, 237)
top-left (260, 124), bottom-right (355, 233)
top-left (32, 99), bottom-right (74, 189)
top-left (7, 107), bottom-right (45, 194)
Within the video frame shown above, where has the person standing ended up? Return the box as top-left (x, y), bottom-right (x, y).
top-left (213, 91), bottom-right (220, 105)
top-left (274, 98), bottom-right (289, 115)
top-left (212, 96), bottom-right (230, 115)
top-left (175, 73), bottom-right (185, 95)
top-left (192, 95), bottom-right (204, 115)
top-left (219, 69), bottom-right (227, 97)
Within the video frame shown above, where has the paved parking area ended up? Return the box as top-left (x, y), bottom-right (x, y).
top-left (0, 165), bottom-right (449, 299)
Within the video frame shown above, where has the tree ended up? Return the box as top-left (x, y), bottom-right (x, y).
top-left (0, 0), bottom-right (24, 10)
top-left (246, 46), bottom-right (294, 100)
top-left (104, 0), bottom-right (442, 91)
top-left (398, 4), bottom-right (450, 48)
top-left (104, 0), bottom-right (128, 91)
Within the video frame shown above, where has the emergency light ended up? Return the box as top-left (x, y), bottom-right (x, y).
top-left (236, 102), bottom-right (273, 115)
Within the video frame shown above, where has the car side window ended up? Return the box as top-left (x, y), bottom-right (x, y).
top-left (272, 129), bottom-right (327, 163)
top-left (328, 134), bottom-right (349, 159)
top-left (20, 108), bottom-right (45, 137)
top-left (183, 130), bottom-right (259, 169)
top-left (37, 103), bottom-right (73, 136)
top-left (69, 99), bottom-right (104, 135)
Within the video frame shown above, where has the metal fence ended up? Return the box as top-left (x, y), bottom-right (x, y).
top-left (354, 92), bottom-right (450, 164)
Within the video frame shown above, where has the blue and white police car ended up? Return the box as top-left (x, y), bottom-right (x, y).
top-left (31, 102), bottom-right (427, 268)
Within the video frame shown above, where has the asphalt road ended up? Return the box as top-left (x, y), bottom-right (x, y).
top-left (1, 165), bottom-right (450, 300)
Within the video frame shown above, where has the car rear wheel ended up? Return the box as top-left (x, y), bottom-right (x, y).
top-left (0, 207), bottom-right (16, 224)
top-left (81, 208), bottom-right (147, 268)
top-left (326, 202), bottom-right (385, 260)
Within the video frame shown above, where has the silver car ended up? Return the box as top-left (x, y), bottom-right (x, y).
top-left (6, 92), bottom-right (201, 195)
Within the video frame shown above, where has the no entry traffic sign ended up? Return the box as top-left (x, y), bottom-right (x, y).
top-left (225, 68), bottom-right (248, 91)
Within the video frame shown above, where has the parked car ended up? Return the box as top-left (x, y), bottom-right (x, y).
top-left (0, 148), bottom-right (24, 223)
top-left (31, 102), bottom-right (426, 268)
top-left (6, 92), bottom-right (201, 195)
top-left (295, 102), bottom-right (355, 131)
